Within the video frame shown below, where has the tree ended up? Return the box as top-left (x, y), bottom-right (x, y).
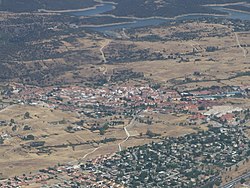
top-left (12, 125), bottom-right (17, 132)
top-left (0, 137), bottom-right (4, 144)
top-left (65, 125), bottom-right (74, 133)
top-left (240, 178), bottom-right (246, 184)
top-left (24, 112), bottom-right (31, 119)
top-left (139, 171), bottom-right (147, 182)
top-left (214, 179), bottom-right (222, 186)
top-left (10, 119), bottom-right (15, 124)
top-left (23, 125), bottom-right (31, 131)
top-left (198, 106), bottom-right (205, 111)
top-left (100, 129), bottom-right (105, 135)
top-left (23, 134), bottom-right (35, 140)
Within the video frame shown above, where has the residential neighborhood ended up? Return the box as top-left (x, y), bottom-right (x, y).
top-left (0, 81), bottom-right (250, 187)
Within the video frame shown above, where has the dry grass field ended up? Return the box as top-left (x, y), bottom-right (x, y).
top-left (0, 104), bottom-right (194, 178)
top-left (0, 105), bottom-right (121, 177)
top-left (102, 22), bottom-right (250, 91)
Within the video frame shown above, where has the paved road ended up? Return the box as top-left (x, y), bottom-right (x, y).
top-left (220, 171), bottom-right (250, 188)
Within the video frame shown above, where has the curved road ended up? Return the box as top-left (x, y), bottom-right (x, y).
top-left (100, 40), bottom-right (110, 63)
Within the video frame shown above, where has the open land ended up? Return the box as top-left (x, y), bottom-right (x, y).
top-left (0, 1), bottom-right (250, 187)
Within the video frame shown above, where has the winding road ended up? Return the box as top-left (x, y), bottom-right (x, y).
top-left (100, 40), bottom-right (110, 63)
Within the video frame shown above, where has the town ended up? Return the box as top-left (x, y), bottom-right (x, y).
top-left (0, 125), bottom-right (249, 187)
top-left (2, 82), bottom-right (250, 122)
top-left (1, 0), bottom-right (250, 187)
top-left (0, 80), bottom-right (249, 187)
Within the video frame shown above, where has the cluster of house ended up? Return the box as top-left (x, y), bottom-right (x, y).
top-left (81, 125), bottom-right (250, 188)
top-left (0, 173), bottom-right (51, 187)
top-left (0, 155), bottom-right (123, 188)
top-left (0, 96), bottom-right (249, 188)
top-left (3, 83), bottom-right (249, 121)
top-left (3, 125), bottom-right (248, 187)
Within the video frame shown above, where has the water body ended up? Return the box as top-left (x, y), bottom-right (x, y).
top-left (213, 6), bottom-right (250, 20)
top-left (89, 14), bottom-right (221, 32)
top-left (70, 3), bottom-right (114, 16)
top-left (70, 3), bottom-right (250, 31)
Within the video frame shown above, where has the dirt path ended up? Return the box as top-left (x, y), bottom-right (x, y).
top-left (100, 65), bottom-right (107, 75)
top-left (81, 146), bottom-right (102, 160)
top-left (100, 40), bottom-right (110, 63)
top-left (118, 115), bottom-right (138, 151)
top-left (188, 41), bottom-right (202, 52)
top-left (0, 105), bottom-right (15, 113)
top-left (99, 65), bottom-right (112, 81)
top-left (122, 28), bottom-right (130, 39)
top-left (234, 32), bottom-right (247, 58)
